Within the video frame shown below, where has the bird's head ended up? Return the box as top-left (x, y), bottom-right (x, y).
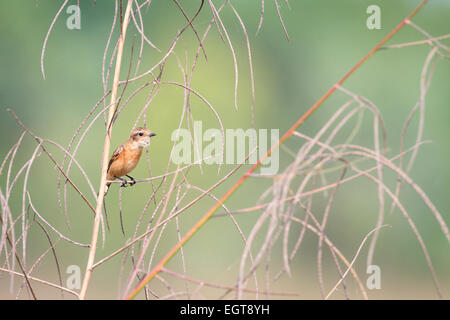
top-left (130, 127), bottom-right (156, 148)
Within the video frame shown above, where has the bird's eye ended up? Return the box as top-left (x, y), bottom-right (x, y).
top-left (138, 132), bottom-right (143, 136)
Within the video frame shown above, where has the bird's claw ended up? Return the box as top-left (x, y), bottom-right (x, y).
top-left (116, 176), bottom-right (136, 188)
top-left (126, 175), bottom-right (136, 186)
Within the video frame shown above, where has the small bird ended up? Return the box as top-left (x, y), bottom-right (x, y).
top-left (105, 127), bottom-right (156, 194)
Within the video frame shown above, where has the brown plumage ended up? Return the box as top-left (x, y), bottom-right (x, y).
top-left (105, 127), bottom-right (156, 194)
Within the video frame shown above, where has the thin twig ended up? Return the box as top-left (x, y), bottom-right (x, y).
top-left (79, 0), bottom-right (134, 300)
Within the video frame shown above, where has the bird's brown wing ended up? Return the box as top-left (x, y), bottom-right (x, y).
top-left (108, 144), bottom-right (124, 172)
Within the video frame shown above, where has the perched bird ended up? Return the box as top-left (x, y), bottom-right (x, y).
top-left (105, 127), bottom-right (156, 194)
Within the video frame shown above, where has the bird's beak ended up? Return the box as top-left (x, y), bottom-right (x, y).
top-left (150, 133), bottom-right (157, 137)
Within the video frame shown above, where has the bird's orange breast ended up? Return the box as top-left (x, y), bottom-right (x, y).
top-left (107, 146), bottom-right (142, 179)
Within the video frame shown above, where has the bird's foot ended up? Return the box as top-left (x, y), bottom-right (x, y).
top-left (115, 176), bottom-right (129, 188)
top-left (120, 180), bottom-right (128, 188)
top-left (126, 175), bottom-right (136, 186)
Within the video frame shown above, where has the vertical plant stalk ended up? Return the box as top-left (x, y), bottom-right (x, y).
top-left (125, 0), bottom-right (429, 299)
top-left (79, 0), bottom-right (134, 300)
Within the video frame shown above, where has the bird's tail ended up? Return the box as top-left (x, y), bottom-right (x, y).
top-left (104, 181), bottom-right (111, 196)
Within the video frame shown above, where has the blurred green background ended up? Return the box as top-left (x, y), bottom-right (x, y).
top-left (0, 0), bottom-right (449, 299)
